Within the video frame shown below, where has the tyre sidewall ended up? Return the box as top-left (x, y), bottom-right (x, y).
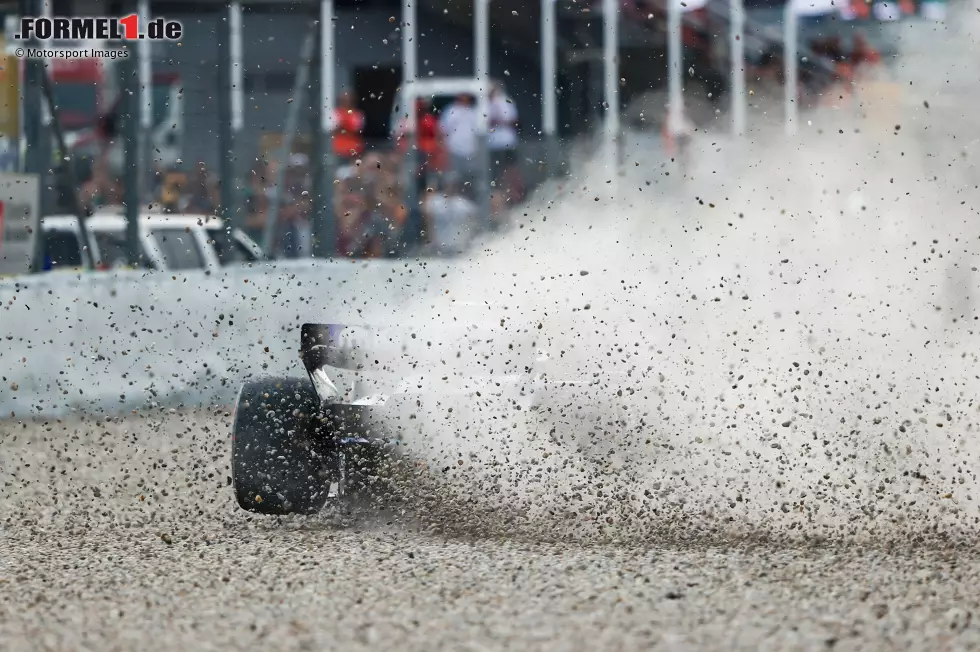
top-left (231, 376), bottom-right (330, 515)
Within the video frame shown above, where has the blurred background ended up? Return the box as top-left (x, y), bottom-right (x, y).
top-left (0, 0), bottom-right (951, 272)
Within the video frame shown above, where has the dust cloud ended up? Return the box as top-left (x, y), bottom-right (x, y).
top-left (371, 2), bottom-right (980, 547)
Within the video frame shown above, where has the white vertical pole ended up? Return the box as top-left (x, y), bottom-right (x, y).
top-left (474, 0), bottom-right (492, 228)
top-left (320, 0), bottom-right (337, 134)
top-left (730, 0), bottom-right (746, 136)
top-left (602, 0), bottom-right (618, 185)
top-left (667, 0), bottom-right (683, 133)
top-left (402, 0), bottom-right (417, 134)
top-left (475, 0), bottom-right (490, 86)
top-left (542, 0), bottom-right (559, 176)
top-left (784, 0), bottom-right (798, 135)
top-left (6, 15), bottom-right (22, 170)
top-left (316, 0), bottom-right (335, 258)
top-left (40, 0), bottom-right (51, 126)
top-left (139, 0), bottom-right (152, 131)
top-left (541, 0), bottom-right (557, 139)
top-left (320, 0), bottom-right (335, 133)
top-left (230, 2), bottom-right (244, 133)
top-left (136, 0), bottom-right (151, 203)
top-left (475, 0), bottom-right (490, 140)
top-left (401, 0), bottom-right (419, 223)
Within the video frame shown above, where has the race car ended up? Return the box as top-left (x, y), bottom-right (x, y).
top-left (230, 321), bottom-right (547, 515)
top-left (232, 323), bottom-right (388, 514)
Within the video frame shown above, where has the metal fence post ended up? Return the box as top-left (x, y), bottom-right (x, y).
top-left (667, 0), bottom-right (683, 136)
top-left (474, 0), bottom-right (493, 231)
top-left (784, 0), bottom-right (798, 136)
top-left (122, 42), bottom-right (142, 266)
top-left (138, 0), bottom-right (152, 202)
top-left (22, 0), bottom-right (46, 271)
top-left (400, 0), bottom-right (419, 245)
top-left (602, 0), bottom-right (619, 190)
top-left (262, 28), bottom-right (316, 257)
top-left (730, 0), bottom-right (746, 137)
top-left (217, 3), bottom-right (241, 228)
top-left (38, 0), bottom-right (53, 217)
top-left (311, 0), bottom-right (336, 259)
top-left (541, 0), bottom-right (559, 178)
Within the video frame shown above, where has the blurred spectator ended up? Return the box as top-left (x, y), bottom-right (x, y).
top-left (333, 90), bottom-right (366, 162)
top-left (274, 155), bottom-right (313, 258)
top-left (423, 175), bottom-right (477, 256)
top-left (488, 167), bottom-right (525, 232)
top-left (79, 156), bottom-right (110, 214)
top-left (490, 186), bottom-right (508, 227)
top-left (335, 173), bottom-right (384, 258)
top-left (498, 161), bottom-right (526, 206)
top-left (159, 169), bottom-right (189, 213)
top-left (752, 49), bottom-right (782, 91)
top-left (277, 199), bottom-right (311, 258)
top-left (263, 158), bottom-right (282, 213)
top-left (372, 165), bottom-right (408, 253)
top-left (362, 152), bottom-right (386, 185)
top-left (851, 34), bottom-right (881, 67)
top-left (243, 163), bottom-right (270, 244)
top-left (340, 153), bottom-right (381, 197)
top-left (56, 84), bottom-right (535, 264)
top-left (340, 154), bottom-right (410, 256)
top-left (489, 81), bottom-right (520, 189)
top-left (395, 99), bottom-right (449, 194)
top-left (417, 100), bottom-right (448, 186)
top-left (187, 166), bottom-right (217, 214)
top-left (439, 93), bottom-right (481, 190)
top-left (661, 104), bottom-right (695, 162)
top-left (105, 176), bottom-right (124, 206)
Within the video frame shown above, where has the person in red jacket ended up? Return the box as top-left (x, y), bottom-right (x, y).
top-left (333, 91), bottom-right (366, 162)
top-left (417, 100), bottom-right (448, 187)
top-left (851, 33), bottom-right (881, 68)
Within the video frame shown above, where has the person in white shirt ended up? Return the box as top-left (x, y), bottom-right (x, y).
top-left (488, 81), bottom-right (519, 186)
top-left (488, 82), bottom-right (518, 152)
top-left (662, 103), bottom-right (696, 171)
top-left (423, 175), bottom-right (477, 256)
top-left (439, 93), bottom-right (481, 190)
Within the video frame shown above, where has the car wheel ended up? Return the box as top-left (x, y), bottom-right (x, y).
top-left (231, 376), bottom-right (332, 515)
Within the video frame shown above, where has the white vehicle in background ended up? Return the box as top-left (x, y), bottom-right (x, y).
top-left (40, 210), bottom-right (264, 272)
top-left (38, 215), bottom-right (94, 272)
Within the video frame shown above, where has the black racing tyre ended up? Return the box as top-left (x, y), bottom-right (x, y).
top-left (231, 376), bottom-right (332, 515)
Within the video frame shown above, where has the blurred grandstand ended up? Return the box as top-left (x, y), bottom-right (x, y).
top-left (0, 0), bottom-right (950, 265)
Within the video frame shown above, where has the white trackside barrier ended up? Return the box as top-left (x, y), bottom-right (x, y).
top-left (0, 259), bottom-right (456, 419)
